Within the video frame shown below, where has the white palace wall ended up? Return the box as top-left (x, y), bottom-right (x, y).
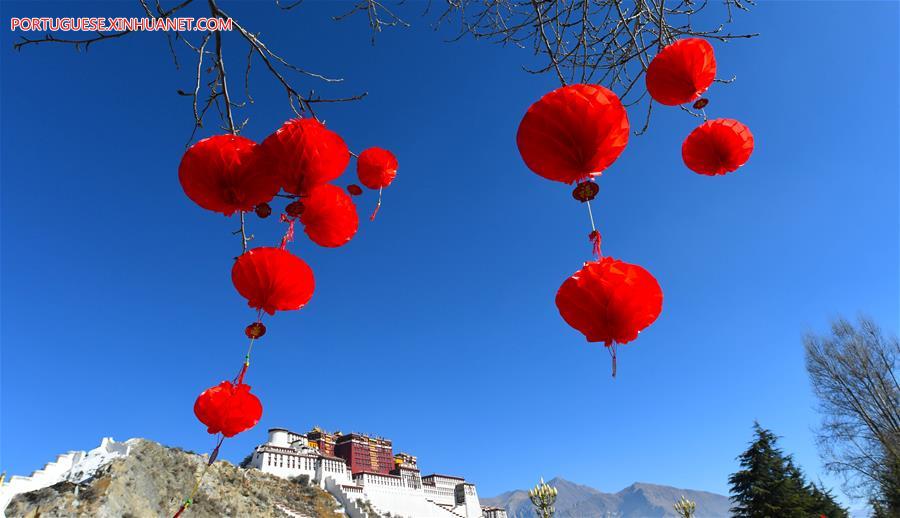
top-left (248, 428), bottom-right (503, 518)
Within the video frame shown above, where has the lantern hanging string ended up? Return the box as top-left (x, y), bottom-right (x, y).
top-left (585, 197), bottom-right (597, 232)
top-left (585, 200), bottom-right (603, 259)
top-left (370, 186), bottom-right (383, 221)
top-left (173, 308), bottom-right (262, 517)
top-left (234, 211), bottom-right (252, 254)
top-left (235, 309), bottom-right (263, 385)
top-left (172, 434), bottom-right (225, 518)
top-left (606, 341), bottom-right (618, 378)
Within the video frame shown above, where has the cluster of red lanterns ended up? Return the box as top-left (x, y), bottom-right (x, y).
top-left (173, 118), bottom-right (397, 516)
top-left (516, 38), bottom-right (754, 377)
top-left (645, 38), bottom-right (755, 175)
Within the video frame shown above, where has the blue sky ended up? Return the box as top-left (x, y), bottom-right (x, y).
top-left (1, 0), bottom-right (897, 507)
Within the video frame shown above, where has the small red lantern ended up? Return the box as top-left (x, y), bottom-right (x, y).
top-left (260, 118), bottom-right (350, 195)
top-left (194, 380), bottom-right (262, 438)
top-left (682, 118), bottom-right (754, 176)
top-left (356, 147), bottom-right (399, 220)
top-left (646, 38), bottom-right (717, 106)
top-left (231, 247), bottom-right (315, 315)
top-left (357, 147), bottom-right (398, 190)
top-left (178, 135), bottom-right (279, 216)
top-left (555, 257), bottom-right (663, 376)
top-left (300, 184), bottom-right (359, 248)
top-left (517, 84), bottom-right (630, 184)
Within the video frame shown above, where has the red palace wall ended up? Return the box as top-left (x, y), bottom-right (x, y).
top-left (335, 436), bottom-right (394, 475)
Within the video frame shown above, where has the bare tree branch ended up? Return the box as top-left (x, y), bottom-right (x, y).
top-left (805, 316), bottom-right (900, 514)
top-left (437, 0), bottom-right (757, 132)
top-left (14, 0), bottom-right (368, 144)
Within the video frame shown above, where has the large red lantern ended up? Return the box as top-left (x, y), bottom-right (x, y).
top-left (300, 183), bottom-right (359, 248)
top-left (682, 118), bottom-right (754, 176)
top-left (194, 380), bottom-right (262, 438)
top-left (260, 118), bottom-right (350, 195)
top-left (646, 38), bottom-right (717, 106)
top-left (231, 247), bottom-right (315, 315)
top-left (178, 135), bottom-right (279, 216)
top-left (555, 257), bottom-right (663, 376)
top-left (517, 84), bottom-right (630, 184)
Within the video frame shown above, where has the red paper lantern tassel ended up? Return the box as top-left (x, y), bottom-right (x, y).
top-left (279, 214), bottom-right (296, 250)
top-left (235, 361), bottom-right (249, 386)
top-left (589, 230), bottom-right (602, 259)
top-left (370, 187), bottom-right (383, 221)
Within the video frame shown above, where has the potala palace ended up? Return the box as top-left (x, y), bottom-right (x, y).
top-left (247, 427), bottom-right (508, 518)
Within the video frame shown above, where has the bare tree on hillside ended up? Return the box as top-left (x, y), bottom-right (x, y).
top-left (804, 316), bottom-right (900, 517)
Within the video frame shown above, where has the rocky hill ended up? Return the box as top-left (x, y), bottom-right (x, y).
top-left (482, 477), bottom-right (731, 517)
top-left (4, 439), bottom-right (342, 518)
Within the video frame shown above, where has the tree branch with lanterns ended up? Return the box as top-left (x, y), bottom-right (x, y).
top-left (12, 0), bottom-right (366, 143)
top-left (436, 0), bottom-right (756, 133)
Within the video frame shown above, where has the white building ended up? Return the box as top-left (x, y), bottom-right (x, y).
top-left (247, 428), bottom-right (508, 518)
top-left (0, 437), bottom-right (132, 517)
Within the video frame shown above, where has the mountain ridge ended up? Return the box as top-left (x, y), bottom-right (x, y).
top-left (482, 477), bottom-right (732, 518)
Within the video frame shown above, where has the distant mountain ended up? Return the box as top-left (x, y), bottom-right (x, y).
top-left (482, 477), bottom-right (732, 518)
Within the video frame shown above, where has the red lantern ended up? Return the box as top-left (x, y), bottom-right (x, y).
top-left (260, 118), bottom-right (350, 195)
top-left (357, 147), bottom-right (398, 190)
top-left (178, 135), bottom-right (279, 216)
top-left (682, 118), bottom-right (754, 176)
top-left (356, 147), bottom-right (399, 220)
top-left (646, 38), bottom-right (717, 106)
top-left (194, 380), bottom-right (262, 438)
top-left (231, 247), bottom-right (315, 315)
top-left (555, 257), bottom-right (663, 376)
top-left (517, 84), bottom-right (630, 184)
top-left (300, 183), bottom-right (359, 248)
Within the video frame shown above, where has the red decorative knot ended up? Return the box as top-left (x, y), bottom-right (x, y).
top-left (285, 200), bottom-right (305, 217)
top-left (245, 322), bottom-right (266, 339)
top-left (692, 98), bottom-right (709, 110)
top-left (588, 230), bottom-right (602, 258)
top-left (254, 203), bottom-right (272, 219)
top-left (347, 184), bottom-right (363, 196)
top-left (572, 181), bottom-right (599, 203)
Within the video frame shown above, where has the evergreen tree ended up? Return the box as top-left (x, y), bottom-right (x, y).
top-left (809, 483), bottom-right (849, 518)
top-left (729, 422), bottom-right (848, 518)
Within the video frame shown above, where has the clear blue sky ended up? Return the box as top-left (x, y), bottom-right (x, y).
top-left (1, 0), bottom-right (897, 506)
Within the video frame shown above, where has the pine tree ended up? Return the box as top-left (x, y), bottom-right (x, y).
top-left (728, 422), bottom-right (848, 518)
top-left (809, 483), bottom-right (849, 518)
